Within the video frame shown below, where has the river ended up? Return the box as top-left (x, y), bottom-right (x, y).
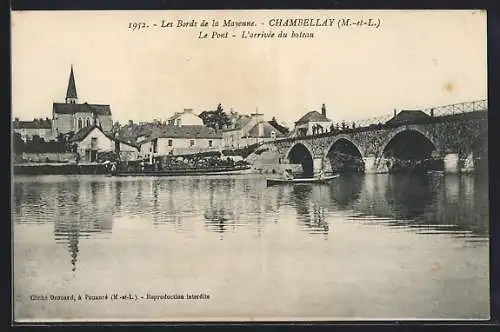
top-left (12, 173), bottom-right (490, 321)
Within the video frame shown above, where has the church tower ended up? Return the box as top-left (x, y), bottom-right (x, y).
top-left (65, 65), bottom-right (78, 104)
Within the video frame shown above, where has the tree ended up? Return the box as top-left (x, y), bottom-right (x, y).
top-left (55, 131), bottom-right (75, 152)
top-left (269, 116), bottom-right (290, 135)
top-left (199, 103), bottom-right (231, 131)
top-left (56, 133), bottom-right (66, 144)
top-left (111, 121), bottom-right (122, 137)
top-left (13, 132), bottom-right (24, 153)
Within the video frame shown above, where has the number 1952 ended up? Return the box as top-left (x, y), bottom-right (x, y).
top-left (128, 22), bottom-right (148, 30)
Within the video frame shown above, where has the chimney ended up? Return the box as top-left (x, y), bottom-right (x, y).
top-left (430, 108), bottom-right (434, 117)
top-left (258, 121), bottom-right (264, 137)
top-left (394, 109), bottom-right (397, 117)
top-left (184, 108), bottom-right (193, 113)
top-left (251, 113), bottom-right (264, 122)
top-left (321, 103), bottom-right (326, 117)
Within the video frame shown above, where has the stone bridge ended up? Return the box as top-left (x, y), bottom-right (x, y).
top-left (261, 105), bottom-right (488, 175)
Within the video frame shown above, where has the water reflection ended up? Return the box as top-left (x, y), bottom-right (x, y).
top-left (53, 180), bottom-right (113, 271)
top-left (349, 174), bottom-right (489, 237)
top-left (204, 180), bottom-right (235, 238)
top-left (288, 186), bottom-right (329, 238)
top-left (328, 174), bottom-right (363, 208)
top-left (14, 178), bottom-right (115, 271)
top-left (13, 173), bottom-right (489, 272)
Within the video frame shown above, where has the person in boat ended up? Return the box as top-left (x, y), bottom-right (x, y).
top-left (317, 169), bottom-right (325, 179)
top-left (110, 162), bottom-right (117, 174)
top-left (282, 169), bottom-right (293, 180)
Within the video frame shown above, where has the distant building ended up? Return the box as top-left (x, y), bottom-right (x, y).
top-left (70, 124), bottom-right (138, 162)
top-left (294, 103), bottom-right (332, 136)
top-left (13, 118), bottom-right (54, 142)
top-left (138, 125), bottom-right (223, 161)
top-left (52, 66), bottom-right (113, 135)
top-left (166, 108), bottom-right (204, 127)
top-left (222, 112), bottom-right (284, 148)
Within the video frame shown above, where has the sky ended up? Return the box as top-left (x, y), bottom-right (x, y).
top-left (11, 10), bottom-right (487, 126)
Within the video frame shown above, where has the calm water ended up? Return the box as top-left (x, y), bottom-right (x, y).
top-left (13, 173), bottom-right (489, 321)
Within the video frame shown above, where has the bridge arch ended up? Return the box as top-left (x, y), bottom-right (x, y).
top-left (285, 142), bottom-right (314, 177)
top-left (324, 135), bottom-right (365, 174)
top-left (380, 125), bottom-right (439, 156)
top-left (379, 126), bottom-right (441, 173)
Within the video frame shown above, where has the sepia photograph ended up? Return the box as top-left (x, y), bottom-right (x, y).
top-left (11, 9), bottom-right (488, 322)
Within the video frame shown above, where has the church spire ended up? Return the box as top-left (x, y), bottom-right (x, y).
top-left (66, 65), bottom-right (78, 104)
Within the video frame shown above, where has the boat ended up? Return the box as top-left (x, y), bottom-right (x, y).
top-left (111, 164), bottom-right (254, 177)
top-left (266, 174), bottom-right (339, 186)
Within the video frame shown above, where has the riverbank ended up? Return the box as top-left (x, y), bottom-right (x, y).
top-left (13, 163), bottom-right (109, 175)
top-left (13, 162), bottom-right (262, 176)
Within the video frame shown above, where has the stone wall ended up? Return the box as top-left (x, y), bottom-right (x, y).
top-left (19, 152), bottom-right (77, 163)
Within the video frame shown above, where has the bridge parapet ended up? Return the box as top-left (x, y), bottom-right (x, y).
top-left (422, 99), bottom-right (487, 117)
top-left (259, 99), bottom-right (487, 175)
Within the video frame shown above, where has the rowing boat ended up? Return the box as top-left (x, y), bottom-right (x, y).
top-left (266, 174), bottom-right (339, 186)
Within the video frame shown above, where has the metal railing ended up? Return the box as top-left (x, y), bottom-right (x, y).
top-left (421, 99), bottom-right (487, 117)
top-left (279, 99), bottom-right (487, 140)
top-left (352, 99), bottom-right (488, 128)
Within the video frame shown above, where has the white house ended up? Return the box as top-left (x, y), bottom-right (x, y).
top-left (138, 125), bottom-right (223, 161)
top-left (71, 125), bottom-right (138, 162)
top-left (222, 113), bottom-right (285, 149)
top-left (294, 104), bottom-right (332, 137)
top-left (166, 108), bottom-right (204, 127)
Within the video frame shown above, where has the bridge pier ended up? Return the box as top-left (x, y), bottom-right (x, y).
top-left (313, 157), bottom-right (324, 175)
top-left (444, 153), bottom-right (459, 173)
top-left (461, 152), bottom-right (475, 173)
top-left (363, 155), bottom-right (389, 174)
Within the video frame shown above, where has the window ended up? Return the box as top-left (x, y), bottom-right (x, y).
top-left (153, 139), bottom-right (158, 153)
top-left (176, 119), bottom-right (181, 126)
top-left (90, 137), bottom-right (97, 150)
top-left (86, 118), bottom-right (91, 127)
top-left (77, 118), bottom-right (83, 129)
top-left (208, 140), bottom-right (213, 147)
top-left (190, 139), bottom-right (195, 147)
top-left (168, 139), bottom-right (173, 147)
top-left (271, 131), bottom-right (276, 140)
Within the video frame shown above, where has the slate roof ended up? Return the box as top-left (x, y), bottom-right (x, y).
top-left (117, 123), bottom-right (161, 143)
top-left (70, 124), bottom-right (139, 148)
top-left (113, 136), bottom-right (140, 149)
top-left (222, 115), bottom-right (252, 132)
top-left (385, 110), bottom-right (430, 125)
top-left (148, 125), bottom-right (222, 141)
top-left (246, 122), bottom-right (285, 138)
top-left (66, 66), bottom-right (78, 99)
top-left (53, 102), bottom-right (112, 116)
top-left (295, 111), bottom-right (331, 125)
top-left (13, 119), bottom-right (52, 129)
top-left (167, 112), bottom-right (182, 121)
top-left (70, 125), bottom-right (102, 142)
top-left (167, 109), bottom-right (196, 121)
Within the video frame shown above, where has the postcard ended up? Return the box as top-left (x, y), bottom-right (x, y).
top-left (11, 9), bottom-right (489, 322)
